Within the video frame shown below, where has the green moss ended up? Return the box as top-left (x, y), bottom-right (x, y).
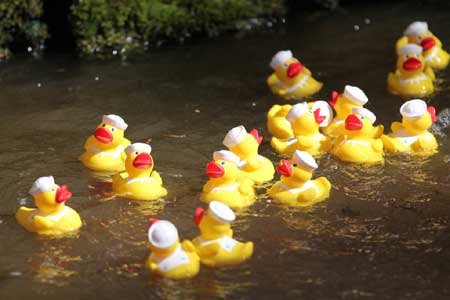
top-left (0, 0), bottom-right (47, 59)
top-left (70, 0), bottom-right (284, 57)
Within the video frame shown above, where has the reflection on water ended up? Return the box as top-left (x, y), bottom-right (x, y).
top-left (0, 1), bottom-right (450, 299)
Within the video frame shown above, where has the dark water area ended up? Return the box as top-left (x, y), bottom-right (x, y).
top-left (1, 1), bottom-right (450, 299)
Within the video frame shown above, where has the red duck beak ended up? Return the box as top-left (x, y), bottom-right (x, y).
top-left (133, 153), bottom-right (153, 169)
top-left (250, 129), bottom-right (263, 144)
top-left (421, 37), bottom-right (436, 51)
top-left (345, 114), bottom-right (363, 131)
top-left (403, 57), bottom-right (422, 71)
top-left (206, 161), bottom-right (224, 178)
top-left (56, 185), bottom-right (72, 204)
top-left (427, 106), bottom-right (437, 123)
top-left (276, 159), bottom-right (292, 177)
top-left (314, 108), bottom-right (326, 125)
top-left (328, 91), bottom-right (339, 107)
top-left (149, 218), bottom-right (160, 228)
top-left (287, 61), bottom-right (303, 78)
top-left (94, 127), bottom-right (113, 144)
top-left (193, 208), bottom-right (204, 225)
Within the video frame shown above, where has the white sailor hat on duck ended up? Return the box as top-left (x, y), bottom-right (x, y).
top-left (397, 44), bottom-right (423, 56)
top-left (352, 107), bottom-right (376, 124)
top-left (29, 176), bottom-right (55, 196)
top-left (125, 143), bottom-right (152, 155)
top-left (102, 114), bottom-right (128, 131)
top-left (223, 125), bottom-right (247, 148)
top-left (286, 102), bottom-right (309, 123)
top-left (213, 150), bottom-right (241, 166)
top-left (270, 50), bottom-right (293, 69)
top-left (148, 220), bottom-right (178, 249)
top-left (311, 100), bottom-right (334, 127)
top-left (400, 99), bottom-right (427, 119)
top-left (292, 150), bottom-right (318, 171)
top-left (208, 201), bottom-right (236, 224)
top-left (343, 85), bottom-right (368, 105)
top-left (404, 21), bottom-right (428, 37)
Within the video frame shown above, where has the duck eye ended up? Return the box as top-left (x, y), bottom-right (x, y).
top-left (102, 123), bottom-right (106, 127)
top-left (416, 54), bottom-right (419, 58)
top-left (418, 36), bottom-right (422, 41)
top-left (405, 55), bottom-right (409, 59)
top-left (134, 151), bottom-right (139, 156)
top-left (360, 116), bottom-right (365, 120)
top-left (111, 127), bottom-right (115, 132)
top-left (51, 188), bottom-right (55, 192)
top-left (293, 163), bottom-right (297, 167)
top-left (220, 161), bottom-right (225, 165)
top-left (283, 63), bottom-right (288, 68)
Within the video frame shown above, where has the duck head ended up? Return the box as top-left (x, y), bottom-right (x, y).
top-left (329, 85), bottom-right (368, 119)
top-left (147, 219), bottom-right (180, 257)
top-left (223, 125), bottom-right (262, 159)
top-left (400, 99), bottom-right (437, 134)
top-left (404, 21), bottom-right (437, 52)
top-left (270, 50), bottom-right (304, 84)
top-left (206, 150), bottom-right (241, 184)
top-left (277, 150), bottom-right (318, 186)
top-left (397, 44), bottom-right (425, 76)
top-left (193, 201), bottom-right (235, 240)
top-left (286, 101), bottom-right (333, 136)
top-left (29, 176), bottom-right (72, 214)
top-left (93, 115), bottom-right (128, 149)
top-left (344, 107), bottom-right (379, 138)
top-left (125, 143), bottom-right (153, 177)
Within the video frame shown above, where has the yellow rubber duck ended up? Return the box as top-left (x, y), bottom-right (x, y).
top-left (192, 201), bottom-right (254, 267)
top-left (80, 114), bottom-right (131, 172)
top-left (16, 176), bottom-right (82, 235)
top-left (396, 21), bottom-right (449, 70)
top-left (200, 150), bottom-right (255, 208)
top-left (145, 219), bottom-right (200, 279)
top-left (268, 150), bottom-right (331, 207)
top-left (322, 86), bottom-right (369, 138)
top-left (267, 50), bottom-right (323, 100)
top-left (270, 101), bottom-right (333, 156)
top-left (381, 99), bottom-right (438, 155)
top-left (223, 125), bottom-right (274, 183)
top-left (387, 44), bottom-right (435, 98)
top-left (331, 108), bottom-right (384, 164)
top-left (112, 143), bottom-right (168, 200)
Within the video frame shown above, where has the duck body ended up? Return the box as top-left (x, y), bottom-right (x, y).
top-left (192, 202), bottom-right (253, 267)
top-left (16, 176), bottom-right (81, 236)
top-left (267, 50), bottom-right (322, 100)
top-left (268, 151), bottom-right (331, 207)
top-left (224, 126), bottom-right (274, 184)
top-left (146, 220), bottom-right (200, 279)
top-left (381, 99), bottom-right (438, 155)
top-left (112, 143), bottom-right (167, 201)
top-left (331, 108), bottom-right (384, 164)
top-left (200, 151), bottom-right (255, 208)
top-left (267, 104), bottom-right (293, 139)
top-left (269, 101), bottom-right (333, 156)
top-left (80, 115), bottom-right (130, 172)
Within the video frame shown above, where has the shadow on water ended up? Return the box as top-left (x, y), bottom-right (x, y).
top-left (1, 1), bottom-right (450, 299)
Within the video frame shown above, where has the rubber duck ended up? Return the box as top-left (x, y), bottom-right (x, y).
top-left (192, 201), bottom-right (253, 267)
top-left (112, 143), bottom-right (168, 200)
top-left (16, 176), bottom-right (82, 235)
top-left (396, 21), bottom-right (449, 70)
top-left (331, 108), bottom-right (384, 164)
top-left (268, 151), bottom-right (331, 207)
top-left (145, 219), bottom-right (200, 279)
top-left (200, 150), bottom-right (255, 208)
top-left (80, 114), bottom-right (131, 172)
top-left (270, 101), bottom-right (333, 156)
top-left (387, 44), bottom-right (435, 98)
top-left (381, 99), bottom-right (438, 155)
top-left (267, 50), bottom-right (323, 100)
top-left (322, 86), bottom-right (369, 138)
top-left (223, 125), bottom-right (274, 183)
